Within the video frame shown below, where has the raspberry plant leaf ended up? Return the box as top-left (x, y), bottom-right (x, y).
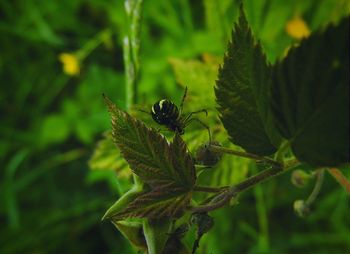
top-left (215, 6), bottom-right (280, 156)
top-left (271, 17), bottom-right (349, 167)
top-left (104, 95), bottom-right (196, 219)
top-left (110, 184), bottom-right (193, 220)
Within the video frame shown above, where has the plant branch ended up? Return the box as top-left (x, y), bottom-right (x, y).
top-left (208, 145), bottom-right (282, 169)
top-left (123, 0), bottom-right (143, 110)
top-left (305, 169), bottom-right (325, 205)
top-left (327, 168), bottom-right (350, 194)
top-left (76, 29), bottom-right (112, 60)
top-left (190, 160), bottom-right (300, 213)
top-left (193, 186), bottom-right (228, 193)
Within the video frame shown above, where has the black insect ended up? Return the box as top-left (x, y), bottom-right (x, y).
top-left (150, 87), bottom-right (211, 140)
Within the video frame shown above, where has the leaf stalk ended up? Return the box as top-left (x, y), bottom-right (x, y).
top-left (190, 159), bottom-right (300, 213)
top-left (208, 145), bottom-right (283, 169)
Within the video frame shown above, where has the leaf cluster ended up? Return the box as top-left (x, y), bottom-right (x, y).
top-left (216, 6), bottom-right (349, 167)
top-left (101, 5), bottom-right (349, 254)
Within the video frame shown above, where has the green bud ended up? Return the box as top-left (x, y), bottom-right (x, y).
top-left (291, 169), bottom-right (313, 188)
top-left (293, 200), bottom-right (310, 217)
top-left (190, 213), bottom-right (214, 236)
top-left (195, 141), bottom-right (222, 167)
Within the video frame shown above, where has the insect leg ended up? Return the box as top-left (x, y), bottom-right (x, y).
top-left (184, 117), bottom-right (211, 143)
top-left (179, 86), bottom-right (188, 113)
top-left (137, 109), bottom-right (151, 115)
top-left (156, 127), bottom-right (173, 134)
top-left (182, 109), bottom-right (208, 123)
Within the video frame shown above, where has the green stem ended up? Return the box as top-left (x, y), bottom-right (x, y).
top-left (124, 0), bottom-right (143, 110)
top-left (232, 166), bottom-right (283, 193)
top-left (190, 160), bottom-right (301, 213)
top-left (76, 29), bottom-right (112, 60)
top-left (274, 140), bottom-right (290, 162)
top-left (254, 183), bottom-right (270, 252)
top-left (193, 185), bottom-right (228, 193)
top-left (305, 169), bottom-right (325, 206)
top-left (123, 0), bottom-right (144, 187)
top-left (208, 145), bottom-right (282, 169)
top-left (327, 168), bottom-right (350, 194)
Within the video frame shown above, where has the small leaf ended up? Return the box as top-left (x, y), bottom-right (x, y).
top-left (102, 185), bottom-right (144, 220)
top-left (111, 220), bottom-right (147, 251)
top-left (110, 184), bottom-right (192, 220)
top-left (104, 96), bottom-right (196, 219)
top-left (271, 17), bottom-right (349, 166)
top-left (143, 219), bottom-right (172, 254)
top-left (191, 213), bottom-right (214, 254)
top-left (215, 6), bottom-right (279, 156)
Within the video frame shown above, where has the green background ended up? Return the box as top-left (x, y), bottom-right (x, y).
top-left (0, 0), bottom-right (349, 253)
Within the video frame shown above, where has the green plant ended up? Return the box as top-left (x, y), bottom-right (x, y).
top-left (95, 4), bottom-right (349, 253)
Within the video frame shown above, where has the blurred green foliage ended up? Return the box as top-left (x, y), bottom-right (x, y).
top-left (0, 0), bottom-right (349, 253)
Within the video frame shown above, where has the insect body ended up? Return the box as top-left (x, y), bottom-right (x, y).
top-left (150, 87), bottom-right (211, 141)
top-left (151, 99), bottom-right (184, 134)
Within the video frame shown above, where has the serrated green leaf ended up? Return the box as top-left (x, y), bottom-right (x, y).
top-left (104, 96), bottom-right (196, 219)
top-left (215, 6), bottom-right (279, 155)
top-left (111, 185), bottom-right (193, 220)
top-left (271, 17), bottom-right (349, 167)
top-left (104, 96), bottom-right (196, 188)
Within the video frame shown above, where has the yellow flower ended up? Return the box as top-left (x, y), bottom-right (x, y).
top-left (286, 16), bottom-right (310, 39)
top-left (58, 53), bottom-right (80, 76)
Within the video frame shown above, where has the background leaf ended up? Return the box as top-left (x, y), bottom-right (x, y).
top-left (88, 131), bottom-right (130, 178)
top-left (271, 17), bottom-right (349, 166)
top-left (215, 7), bottom-right (278, 156)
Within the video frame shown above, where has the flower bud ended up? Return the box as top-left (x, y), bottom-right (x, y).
top-left (195, 141), bottom-right (222, 167)
top-left (291, 169), bottom-right (313, 188)
top-left (293, 200), bottom-right (310, 217)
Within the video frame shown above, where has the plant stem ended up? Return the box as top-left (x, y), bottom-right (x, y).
top-left (76, 28), bottom-right (112, 60)
top-left (123, 0), bottom-right (143, 110)
top-left (274, 140), bottom-right (290, 162)
top-left (123, 1), bottom-right (144, 188)
top-left (190, 160), bottom-right (301, 213)
top-left (305, 169), bottom-right (325, 206)
top-left (193, 186), bottom-right (228, 193)
top-left (208, 145), bottom-right (282, 169)
top-left (327, 168), bottom-right (350, 194)
top-left (232, 167), bottom-right (283, 193)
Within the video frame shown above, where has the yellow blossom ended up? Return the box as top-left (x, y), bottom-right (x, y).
top-left (58, 53), bottom-right (80, 76)
top-left (286, 16), bottom-right (310, 39)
